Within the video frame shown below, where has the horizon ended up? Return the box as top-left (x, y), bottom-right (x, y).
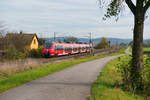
top-left (43, 36), bottom-right (134, 40)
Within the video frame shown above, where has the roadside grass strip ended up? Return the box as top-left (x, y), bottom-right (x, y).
top-left (89, 56), bottom-right (145, 100)
top-left (0, 49), bottom-right (125, 93)
top-left (130, 47), bottom-right (150, 52)
top-left (144, 47), bottom-right (150, 52)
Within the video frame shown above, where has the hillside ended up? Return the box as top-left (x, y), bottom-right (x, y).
top-left (44, 37), bottom-right (132, 45)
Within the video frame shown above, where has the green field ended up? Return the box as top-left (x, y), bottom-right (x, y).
top-left (129, 47), bottom-right (150, 52)
top-left (144, 47), bottom-right (150, 52)
top-left (89, 56), bottom-right (145, 100)
top-left (0, 48), bottom-right (126, 93)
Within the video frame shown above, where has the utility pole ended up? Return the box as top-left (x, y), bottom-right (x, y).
top-left (109, 41), bottom-right (111, 48)
top-left (89, 32), bottom-right (93, 55)
top-left (54, 32), bottom-right (56, 42)
top-left (89, 33), bottom-right (92, 45)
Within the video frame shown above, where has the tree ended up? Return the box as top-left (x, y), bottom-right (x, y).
top-left (38, 38), bottom-right (45, 46)
top-left (0, 21), bottom-right (6, 38)
top-left (99, 0), bottom-right (150, 90)
top-left (120, 42), bottom-right (127, 47)
top-left (63, 37), bottom-right (78, 43)
top-left (95, 37), bottom-right (109, 49)
top-left (129, 41), bottom-right (133, 46)
top-left (0, 21), bottom-right (7, 50)
top-left (144, 40), bottom-right (150, 47)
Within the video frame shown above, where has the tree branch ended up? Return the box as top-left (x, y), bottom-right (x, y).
top-left (144, 0), bottom-right (150, 13)
top-left (125, 0), bottom-right (136, 15)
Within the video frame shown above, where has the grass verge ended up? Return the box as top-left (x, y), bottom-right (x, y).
top-left (89, 56), bottom-right (145, 100)
top-left (0, 49), bottom-right (125, 93)
top-left (144, 47), bottom-right (150, 52)
top-left (130, 47), bottom-right (150, 52)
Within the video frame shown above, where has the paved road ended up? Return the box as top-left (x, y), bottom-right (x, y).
top-left (0, 55), bottom-right (122, 100)
top-left (125, 47), bottom-right (131, 55)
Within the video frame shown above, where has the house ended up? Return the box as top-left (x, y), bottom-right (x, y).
top-left (5, 33), bottom-right (39, 51)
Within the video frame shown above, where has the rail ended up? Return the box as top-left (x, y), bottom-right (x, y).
top-left (0, 47), bottom-right (124, 68)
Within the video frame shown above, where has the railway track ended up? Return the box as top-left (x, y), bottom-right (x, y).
top-left (34, 47), bottom-right (122, 64)
top-left (0, 48), bottom-right (123, 69)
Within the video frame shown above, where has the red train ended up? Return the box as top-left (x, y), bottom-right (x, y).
top-left (42, 42), bottom-right (91, 57)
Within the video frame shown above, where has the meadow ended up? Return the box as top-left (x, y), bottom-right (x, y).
top-left (144, 47), bottom-right (150, 52)
top-left (129, 47), bottom-right (150, 53)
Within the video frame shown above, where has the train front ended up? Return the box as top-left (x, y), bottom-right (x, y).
top-left (43, 42), bottom-right (53, 57)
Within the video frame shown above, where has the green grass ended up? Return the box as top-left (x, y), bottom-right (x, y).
top-left (0, 49), bottom-right (125, 93)
top-left (89, 56), bottom-right (145, 100)
top-left (129, 47), bottom-right (150, 52)
top-left (129, 47), bottom-right (132, 53)
top-left (144, 47), bottom-right (150, 52)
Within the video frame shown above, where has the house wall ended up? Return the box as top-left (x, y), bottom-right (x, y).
top-left (30, 36), bottom-right (39, 49)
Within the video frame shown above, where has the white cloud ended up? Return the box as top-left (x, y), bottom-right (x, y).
top-left (1, 0), bottom-right (150, 39)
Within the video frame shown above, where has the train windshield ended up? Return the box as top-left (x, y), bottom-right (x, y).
top-left (45, 42), bottom-right (53, 49)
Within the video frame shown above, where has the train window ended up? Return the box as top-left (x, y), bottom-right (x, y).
top-left (54, 46), bottom-right (57, 50)
top-left (45, 42), bottom-right (53, 49)
top-left (70, 47), bottom-right (72, 51)
top-left (59, 46), bottom-right (62, 50)
top-left (60, 46), bottom-right (62, 50)
top-left (57, 46), bottom-right (59, 50)
top-left (57, 46), bottom-right (61, 50)
top-left (65, 47), bottom-right (68, 51)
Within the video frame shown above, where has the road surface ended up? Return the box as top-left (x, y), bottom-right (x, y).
top-left (0, 55), bottom-right (123, 100)
top-left (125, 47), bottom-right (131, 55)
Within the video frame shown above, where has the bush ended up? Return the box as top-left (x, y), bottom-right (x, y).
top-left (117, 56), bottom-right (132, 91)
top-left (95, 37), bottom-right (110, 49)
top-left (27, 46), bottom-right (43, 58)
top-left (117, 55), bottom-right (150, 97)
top-left (7, 47), bottom-right (25, 60)
top-left (143, 55), bottom-right (150, 96)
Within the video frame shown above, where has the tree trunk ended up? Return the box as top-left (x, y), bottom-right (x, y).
top-left (131, 11), bottom-right (144, 90)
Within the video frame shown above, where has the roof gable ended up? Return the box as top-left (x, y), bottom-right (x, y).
top-left (6, 33), bottom-right (38, 46)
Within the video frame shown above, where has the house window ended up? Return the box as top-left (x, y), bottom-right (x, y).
top-left (34, 39), bottom-right (36, 44)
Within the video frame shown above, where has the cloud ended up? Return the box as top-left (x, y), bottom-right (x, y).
top-left (1, 0), bottom-right (150, 39)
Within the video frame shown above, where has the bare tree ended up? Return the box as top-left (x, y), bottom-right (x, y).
top-left (99, 0), bottom-right (150, 90)
top-left (0, 21), bottom-right (7, 38)
top-left (0, 21), bottom-right (7, 51)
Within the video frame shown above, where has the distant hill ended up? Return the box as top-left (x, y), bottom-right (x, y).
top-left (44, 37), bottom-right (132, 45)
top-left (90, 38), bottom-right (132, 45)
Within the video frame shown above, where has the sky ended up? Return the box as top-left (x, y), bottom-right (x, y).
top-left (1, 0), bottom-right (150, 39)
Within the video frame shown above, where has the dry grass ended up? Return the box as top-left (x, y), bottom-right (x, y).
top-left (0, 57), bottom-right (73, 80)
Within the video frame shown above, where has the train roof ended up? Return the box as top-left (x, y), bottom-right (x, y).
top-left (52, 42), bottom-right (89, 45)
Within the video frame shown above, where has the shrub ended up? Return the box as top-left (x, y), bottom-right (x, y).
top-left (117, 56), bottom-right (133, 91)
top-left (117, 55), bottom-right (150, 97)
top-left (143, 55), bottom-right (150, 96)
top-left (27, 46), bottom-right (43, 58)
top-left (95, 37), bottom-right (110, 49)
top-left (7, 47), bottom-right (25, 60)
